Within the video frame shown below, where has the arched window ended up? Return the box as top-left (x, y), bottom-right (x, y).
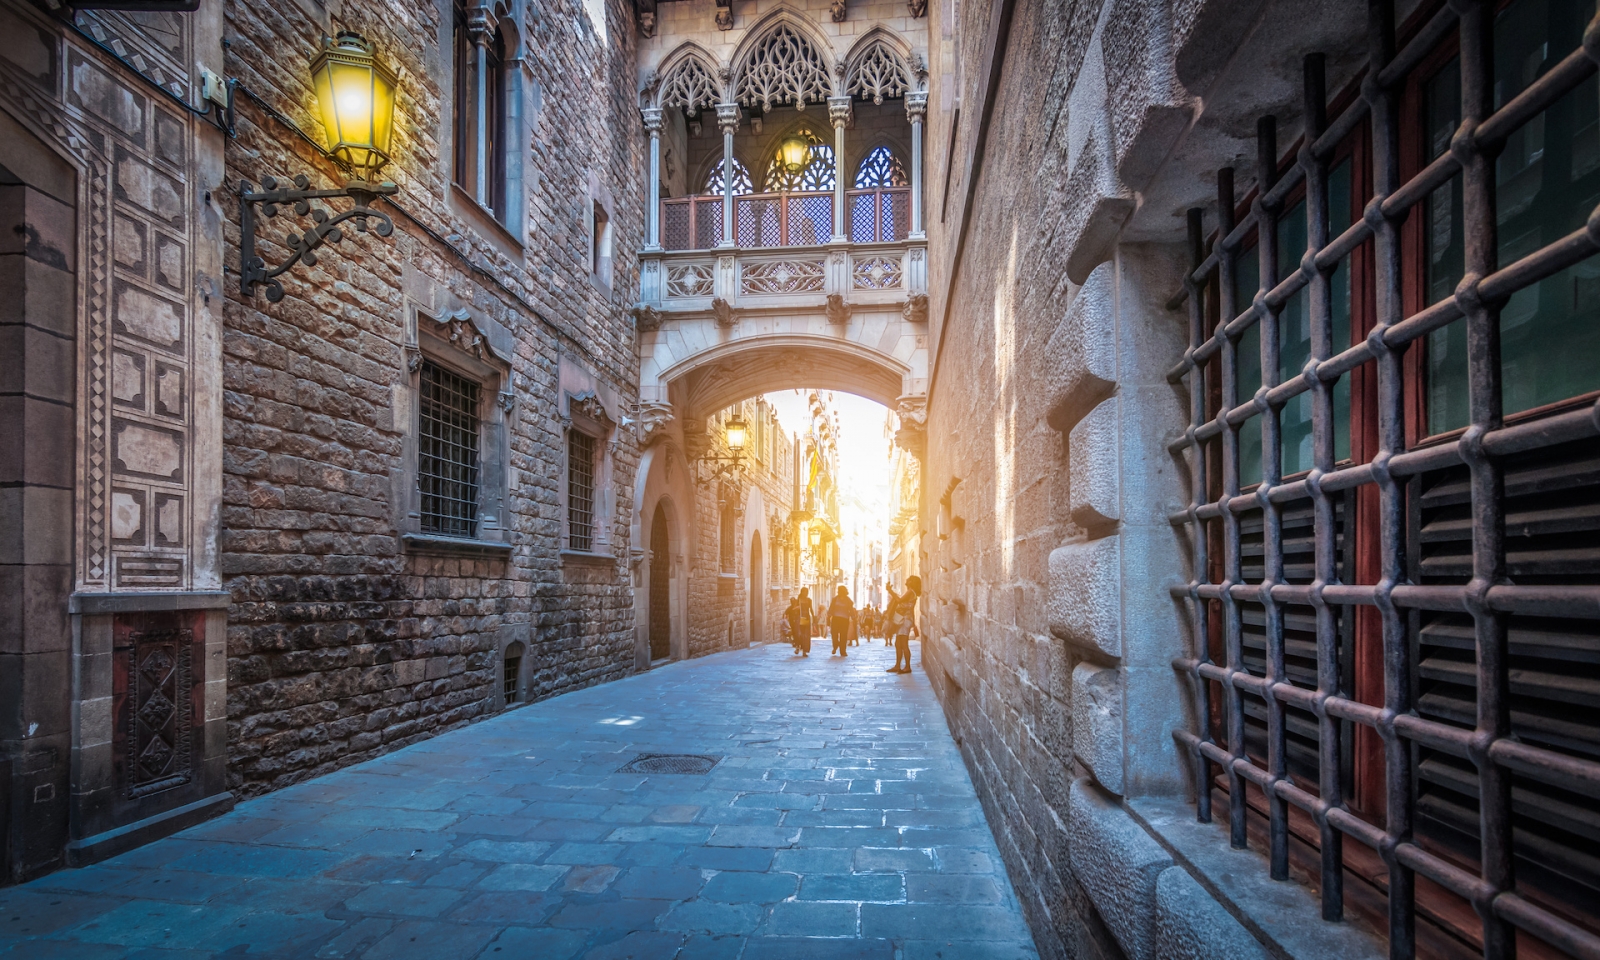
top-left (764, 143), bottom-right (836, 192)
top-left (854, 147), bottom-right (908, 188)
top-left (453, 0), bottom-right (508, 218)
top-left (704, 158), bottom-right (753, 195)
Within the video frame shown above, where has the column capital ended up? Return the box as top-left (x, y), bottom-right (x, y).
top-left (828, 95), bottom-right (853, 129)
top-left (716, 102), bottom-right (741, 136)
top-left (466, 2), bottom-right (498, 45)
top-left (905, 90), bottom-right (928, 124)
top-left (642, 106), bottom-right (664, 134)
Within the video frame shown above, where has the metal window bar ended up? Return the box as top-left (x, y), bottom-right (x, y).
top-left (568, 429), bottom-right (596, 552)
top-left (503, 654), bottom-right (520, 702)
top-left (1167, 3), bottom-right (1600, 958)
top-left (418, 360), bottom-right (480, 538)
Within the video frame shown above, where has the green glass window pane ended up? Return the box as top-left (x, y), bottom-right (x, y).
top-left (1425, 0), bottom-right (1600, 436)
top-left (1424, 55), bottom-right (1470, 436)
top-left (1493, 0), bottom-right (1600, 418)
top-left (1330, 160), bottom-right (1353, 464)
top-left (1233, 246), bottom-right (1263, 486)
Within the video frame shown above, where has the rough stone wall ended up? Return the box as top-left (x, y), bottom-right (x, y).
top-left (219, 0), bottom-right (644, 796)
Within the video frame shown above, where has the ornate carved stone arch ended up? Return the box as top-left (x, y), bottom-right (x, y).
top-left (843, 30), bottom-right (915, 105)
top-left (731, 13), bottom-right (833, 112)
top-left (655, 44), bottom-right (724, 118)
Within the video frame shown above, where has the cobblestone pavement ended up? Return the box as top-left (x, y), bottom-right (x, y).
top-left (0, 641), bottom-right (1039, 959)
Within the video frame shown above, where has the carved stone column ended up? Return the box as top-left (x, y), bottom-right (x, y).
top-left (828, 96), bottom-right (852, 243)
top-left (906, 91), bottom-right (928, 240)
top-left (716, 103), bottom-right (740, 247)
top-left (467, 3), bottom-right (499, 208)
top-left (643, 107), bottom-right (663, 252)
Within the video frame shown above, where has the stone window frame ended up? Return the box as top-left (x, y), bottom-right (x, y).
top-left (443, 0), bottom-right (530, 247)
top-left (399, 309), bottom-right (514, 557)
top-left (587, 172), bottom-right (617, 292)
top-left (560, 390), bottom-right (616, 561)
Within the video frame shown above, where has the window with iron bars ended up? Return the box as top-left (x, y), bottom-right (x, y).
top-left (503, 650), bottom-right (521, 703)
top-left (1169, 2), bottom-right (1600, 958)
top-left (567, 429), bottom-right (597, 552)
top-left (419, 360), bottom-right (481, 538)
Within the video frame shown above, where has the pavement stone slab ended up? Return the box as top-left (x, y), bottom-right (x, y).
top-left (0, 644), bottom-right (1038, 959)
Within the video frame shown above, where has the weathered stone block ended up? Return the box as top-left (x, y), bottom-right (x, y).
top-left (1048, 536), bottom-right (1120, 658)
top-left (1043, 261), bottom-right (1117, 433)
top-left (1155, 866), bottom-right (1272, 960)
top-left (1072, 661), bottom-right (1123, 795)
top-left (1068, 778), bottom-right (1172, 960)
top-left (1069, 396), bottom-right (1119, 527)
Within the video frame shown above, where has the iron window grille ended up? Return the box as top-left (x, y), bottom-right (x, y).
top-left (418, 360), bottom-right (481, 539)
top-left (503, 652), bottom-right (520, 702)
top-left (567, 429), bottom-right (597, 552)
top-left (1167, 2), bottom-right (1600, 959)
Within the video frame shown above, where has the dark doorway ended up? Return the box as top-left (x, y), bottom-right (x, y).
top-left (649, 503), bottom-right (671, 661)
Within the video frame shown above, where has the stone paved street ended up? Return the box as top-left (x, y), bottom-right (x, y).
top-left (0, 642), bottom-right (1039, 960)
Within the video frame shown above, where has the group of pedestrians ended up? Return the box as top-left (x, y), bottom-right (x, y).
top-left (779, 576), bottom-right (921, 674)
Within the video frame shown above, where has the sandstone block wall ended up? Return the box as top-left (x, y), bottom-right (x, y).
top-left (219, 0), bottom-right (644, 797)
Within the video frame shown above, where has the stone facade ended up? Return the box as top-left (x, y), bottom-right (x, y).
top-left (0, 0), bottom-right (645, 881)
top-left (219, 0), bottom-right (643, 797)
top-left (914, 0), bottom-right (1389, 958)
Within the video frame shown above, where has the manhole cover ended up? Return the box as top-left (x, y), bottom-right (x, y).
top-left (618, 753), bottom-right (720, 775)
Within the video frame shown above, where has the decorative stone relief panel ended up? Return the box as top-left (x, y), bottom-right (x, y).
top-left (111, 612), bottom-right (200, 800)
top-left (0, 5), bottom-right (202, 591)
top-left (740, 258), bottom-right (825, 295)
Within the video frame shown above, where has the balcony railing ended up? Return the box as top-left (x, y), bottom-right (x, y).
top-left (659, 188), bottom-right (911, 251)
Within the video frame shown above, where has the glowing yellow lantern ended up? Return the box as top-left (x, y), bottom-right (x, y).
top-left (778, 134), bottom-right (812, 175)
top-left (310, 32), bottom-right (398, 180)
top-left (724, 414), bottom-right (749, 452)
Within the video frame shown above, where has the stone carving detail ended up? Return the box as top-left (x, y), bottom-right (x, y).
top-left (853, 256), bottom-right (903, 290)
top-left (908, 0), bottom-right (927, 16)
top-left (711, 297), bottom-right (739, 328)
top-left (830, 0), bottom-right (847, 21)
top-left (894, 394), bottom-right (928, 459)
top-left (902, 292), bottom-right (929, 323)
top-left (638, 401), bottom-right (675, 443)
top-left (741, 259), bottom-right (825, 295)
top-left (404, 344), bottom-right (423, 373)
top-left (569, 391), bottom-right (615, 428)
top-left (715, 0), bottom-right (733, 30)
top-left (735, 23), bottom-right (830, 112)
top-left (825, 293), bottom-right (852, 325)
top-left (428, 310), bottom-right (491, 359)
top-left (658, 52), bottom-right (720, 117)
top-left (119, 622), bottom-right (194, 799)
top-left (630, 302), bottom-right (665, 332)
top-left (635, 0), bottom-right (657, 37)
top-left (666, 262), bottom-right (715, 298)
top-left (847, 40), bottom-right (911, 105)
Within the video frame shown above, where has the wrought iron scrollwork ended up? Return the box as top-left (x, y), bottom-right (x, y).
top-left (238, 174), bottom-right (398, 302)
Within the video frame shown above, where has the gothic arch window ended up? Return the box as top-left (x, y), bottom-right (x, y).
top-left (704, 158), bottom-right (753, 195)
top-left (453, 0), bottom-right (509, 218)
top-left (659, 52), bottom-right (720, 118)
top-left (846, 39), bottom-right (911, 105)
top-left (734, 23), bottom-right (830, 112)
top-left (854, 147), bottom-right (908, 188)
top-left (764, 142), bottom-right (836, 192)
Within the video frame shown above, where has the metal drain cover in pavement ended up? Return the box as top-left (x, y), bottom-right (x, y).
top-left (618, 753), bottom-right (720, 775)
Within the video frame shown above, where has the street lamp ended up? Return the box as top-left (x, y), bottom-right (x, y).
top-left (238, 31), bottom-right (401, 302)
top-left (778, 134), bottom-right (812, 175)
top-left (697, 414), bottom-right (750, 484)
top-left (809, 526), bottom-right (822, 548)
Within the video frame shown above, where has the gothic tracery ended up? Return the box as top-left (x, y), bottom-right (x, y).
top-left (658, 52), bottom-right (721, 117)
top-left (734, 23), bottom-right (831, 112)
top-left (846, 39), bottom-right (911, 104)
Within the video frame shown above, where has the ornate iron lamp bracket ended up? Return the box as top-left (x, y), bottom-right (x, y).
top-left (238, 174), bottom-right (398, 302)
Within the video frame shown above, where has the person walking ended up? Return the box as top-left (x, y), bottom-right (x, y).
top-left (788, 588), bottom-right (814, 657)
top-left (781, 598), bottom-right (798, 653)
top-left (885, 576), bottom-right (921, 673)
top-left (828, 586), bottom-right (855, 657)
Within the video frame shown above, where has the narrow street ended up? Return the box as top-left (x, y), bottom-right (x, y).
top-left (0, 643), bottom-right (1038, 960)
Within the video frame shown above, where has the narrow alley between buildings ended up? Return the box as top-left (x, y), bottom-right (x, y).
top-left (0, 642), bottom-right (1037, 960)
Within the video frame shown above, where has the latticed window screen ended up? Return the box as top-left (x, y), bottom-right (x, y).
top-left (704, 158), bottom-right (753, 196)
top-left (764, 143), bottom-right (836, 192)
top-left (418, 360), bottom-right (480, 538)
top-left (567, 429), bottom-right (597, 552)
top-left (854, 146), bottom-right (909, 188)
top-left (1168, 3), bottom-right (1600, 958)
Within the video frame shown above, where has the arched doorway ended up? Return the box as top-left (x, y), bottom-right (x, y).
top-left (649, 503), bottom-right (672, 661)
top-left (749, 533), bottom-right (764, 644)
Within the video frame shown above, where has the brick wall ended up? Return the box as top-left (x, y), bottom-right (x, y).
top-left (219, 0), bottom-right (645, 796)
